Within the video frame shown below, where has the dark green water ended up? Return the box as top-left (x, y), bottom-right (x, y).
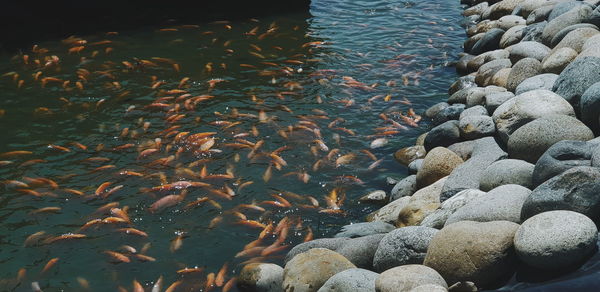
top-left (0, 0), bottom-right (465, 290)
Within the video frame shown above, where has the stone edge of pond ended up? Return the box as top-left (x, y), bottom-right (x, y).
top-left (236, 0), bottom-right (600, 291)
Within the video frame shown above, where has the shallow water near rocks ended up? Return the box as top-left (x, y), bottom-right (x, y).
top-left (4, 0), bottom-right (589, 291)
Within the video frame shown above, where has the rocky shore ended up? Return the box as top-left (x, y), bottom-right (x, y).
top-left (237, 0), bottom-right (600, 291)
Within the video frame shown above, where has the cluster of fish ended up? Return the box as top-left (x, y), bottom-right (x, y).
top-left (0, 16), bottom-right (424, 291)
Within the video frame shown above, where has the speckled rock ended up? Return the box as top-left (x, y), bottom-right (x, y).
top-left (498, 15), bottom-right (526, 30)
top-left (449, 75), bottom-right (477, 95)
top-left (283, 248), bottom-right (356, 292)
top-left (445, 184), bottom-right (532, 225)
top-left (548, 1), bottom-right (591, 22)
top-left (526, 5), bottom-right (555, 24)
top-left (367, 196), bottom-right (412, 224)
top-left (375, 265), bottom-right (448, 292)
top-left (521, 166), bottom-right (600, 221)
top-left (459, 105), bottom-right (488, 119)
top-left (464, 2), bottom-right (489, 17)
top-left (398, 177), bottom-right (447, 227)
top-left (485, 91), bottom-right (515, 113)
top-left (532, 140), bottom-right (593, 186)
top-left (394, 145), bottom-right (426, 166)
top-left (423, 221), bottom-right (520, 288)
top-left (424, 121), bottom-right (462, 151)
top-left (514, 73), bottom-right (559, 95)
top-left (506, 58), bottom-right (542, 92)
top-left (285, 238), bottom-right (350, 263)
top-left (480, 159), bottom-right (535, 191)
top-left (409, 284), bottom-right (448, 292)
top-left (447, 140), bottom-right (475, 161)
top-left (500, 25), bottom-right (526, 48)
top-left (373, 226), bottom-right (439, 272)
top-left (425, 102), bottom-right (450, 119)
top-left (317, 268), bottom-right (379, 292)
top-left (507, 115), bottom-right (594, 163)
top-left (421, 189), bottom-right (487, 229)
top-left (553, 57), bottom-right (600, 111)
top-left (520, 0), bottom-right (563, 18)
top-left (335, 221), bottom-right (396, 238)
top-left (432, 104), bottom-right (466, 125)
top-left (238, 263), bottom-right (284, 292)
top-left (506, 41), bottom-right (550, 63)
top-left (492, 90), bottom-right (575, 143)
top-left (468, 50), bottom-right (510, 72)
top-left (459, 115), bottom-right (496, 139)
top-left (390, 175), bottom-right (417, 201)
top-left (551, 24), bottom-right (599, 49)
top-left (408, 159), bottom-right (423, 175)
top-left (336, 234), bottom-right (386, 269)
top-left (541, 5), bottom-right (594, 45)
top-left (471, 28), bottom-right (506, 55)
top-left (448, 87), bottom-right (484, 105)
top-left (417, 147), bottom-right (463, 189)
top-left (475, 58), bottom-right (512, 86)
top-left (489, 0), bottom-right (528, 20)
top-left (514, 210), bottom-right (598, 270)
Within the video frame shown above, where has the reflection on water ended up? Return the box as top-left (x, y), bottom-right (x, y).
top-left (0, 0), bottom-right (464, 290)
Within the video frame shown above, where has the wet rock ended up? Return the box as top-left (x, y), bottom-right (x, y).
top-left (416, 147), bottom-right (463, 188)
top-left (465, 33), bottom-right (486, 54)
top-left (390, 175), bottom-right (417, 201)
top-left (398, 177), bottom-right (448, 227)
top-left (317, 268), bottom-right (378, 292)
top-left (359, 190), bottom-right (388, 204)
top-left (485, 91), bottom-right (515, 113)
top-left (335, 221), bottom-right (395, 238)
top-left (553, 57), bottom-right (600, 111)
top-left (445, 184), bottom-right (531, 225)
top-left (449, 75), bottom-right (477, 95)
top-left (456, 55), bottom-right (476, 75)
top-left (480, 159), bottom-right (535, 191)
top-left (421, 189), bottom-right (487, 229)
top-left (541, 5), bottom-right (594, 45)
top-left (416, 133), bottom-right (427, 146)
top-left (433, 104), bottom-right (466, 125)
top-left (521, 166), bottom-right (600, 221)
top-left (532, 140), bottom-right (593, 186)
top-left (238, 263), bottom-right (284, 292)
top-left (423, 221), bottom-right (520, 288)
top-left (283, 248), bottom-right (356, 292)
top-left (522, 21), bottom-right (547, 42)
top-left (367, 196), bottom-right (411, 224)
top-left (507, 115), bottom-right (594, 163)
top-left (440, 137), bottom-right (507, 201)
top-left (373, 226), bottom-right (438, 272)
top-left (500, 25), bottom-right (526, 48)
top-left (506, 57), bottom-right (542, 92)
top-left (580, 82), bottom-right (600, 133)
top-left (447, 140), bottom-right (475, 161)
top-left (394, 145), bottom-right (426, 166)
top-left (514, 210), bottom-right (598, 269)
top-left (470, 28), bottom-right (506, 55)
top-left (492, 90), bottom-right (575, 143)
top-left (458, 115), bottom-right (495, 139)
top-left (506, 41), bottom-right (551, 63)
top-left (375, 265), bottom-right (448, 292)
top-left (514, 73), bottom-right (558, 94)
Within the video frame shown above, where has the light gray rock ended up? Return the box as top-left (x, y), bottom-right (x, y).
top-left (367, 196), bottom-right (412, 224)
top-left (416, 147), bottom-right (463, 189)
top-left (375, 265), bottom-right (448, 292)
top-left (471, 28), bottom-right (506, 55)
top-left (492, 89), bottom-right (575, 143)
top-left (335, 221), bottom-right (396, 238)
top-left (440, 137), bottom-right (508, 201)
top-left (447, 140), bottom-right (475, 161)
top-left (506, 41), bottom-right (551, 63)
top-left (532, 140), bottom-right (593, 186)
top-left (283, 248), bottom-right (356, 292)
top-left (514, 210), bottom-right (598, 269)
top-left (582, 33), bottom-right (600, 52)
top-left (445, 184), bottom-right (532, 225)
top-left (548, 1), bottom-right (591, 21)
top-left (506, 58), bottom-right (542, 92)
top-left (576, 45), bottom-right (600, 59)
top-left (448, 87), bottom-right (483, 105)
top-left (514, 73), bottom-right (559, 95)
top-left (464, 2), bottom-right (489, 17)
top-left (520, 0), bottom-right (563, 18)
top-left (449, 75), bottom-right (477, 95)
top-left (424, 121), bottom-right (461, 151)
top-left (467, 50), bottom-right (510, 73)
top-left (239, 263), bottom-right (284, 292)
top-left (286, 238), bottom-right (350, 263)
top-left (489, 0), bottom-right (528, 20)
top-left (421, 189), bottom-right (487, 229)
top-left (476, 58), bottom-right (513, 86)
top-left (526, 5), bottom-right (555, 24)
top-left (317, 268), bottom-right (379, 292)
top-left (580, 81), bottom-right (600, 133)
top-left (408, 159), bottom-right (423, 175)
top-left (373, 226), bottom-right (439, 272)
top-left (498, 15), bottom-right (526, 30)
top-left (459, 105), bottom-right (489, 119)
top-left (425, 102), bottom-right (450, 119)
top-left (491, 68), bottom-right (512, 88)
top-left (480, 159), bottom-right (535, 190)
top-left (485, 91), bottom-right (515, 113)
top-left (459, 115), bottom-right (496, 139)
top-left (551, 24), bottom-right (599, 48)
top-left (359, 190), bottom-right (388, 204)
top-left (390, 175), bottom-right (417, 201)
top-left (336, 234), bottom-right (386, 269)
top-left (423, 221), bottom-right (520, 288)
top-left (521, 166), bottom-right (600, 221)
top-left (500, 25), bottom-right (526, 48)
top-left (522, 21), bottom-right (547, 42)
top-left (508, 115), bottom-right (594, 163)
top-left (433, 104), bottom-right (466, 125)
top-left (553, 57), bottom-right (600, 111)
top-left (541, 47), bottom-right (578, 74)
top-left (541, 5), bottom-right (594, 45)
top-left (409, 284), bottom-right (448, 292)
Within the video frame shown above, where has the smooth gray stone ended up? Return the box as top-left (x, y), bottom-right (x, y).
top-left (373, 226), bottom-right (438, 272)
top-left (420, 189), bottom-right (487, 229)
top-left (515, 73), bottom-right (559, 95)
top-left (464, 2), bottom-right (489, 17)
top-left (446, 184), bottom-right (532, 225)
top-left (335, 222), bottom-right (396, 238)
top-left (521, 166), bottom-right (600, 222)
top-left (448, 140), bottom-right (475, 161)
top-left (425, 102), bottom-right (450, 119)
top-left (459, 115), bottom-right (496, 139)
top-left (448, 87), bottom-right (484, 104)
top-left (485, 91), bottom-right (515, 113)
top-left (553, 56), bottom-right (600, 112)
top-left (514, 210), bottom-right (598, 270)
top-left (527, 5), bottom-right (555, 24)
top-left (532, 140), bottom-right (593, 187)
top-left (432, 104), bottom-right (465, 126)
top-left (475, 58), bottom-right (513, 86)
top-left (541, 47), bottom-right (578, 74)
top-left (317, 268), bottom-right (379, 292)
top-left (424, 120), bottom-right (461, 151)
top-left (500, 25), bottom-right (526, 48)
top-left (507, 41), bottom-right (551, 63)
top-left (376, 265), bottom-right (448, 292)
top-left (285, 238), bottom-right (350, 263)
top-left (390, 175), bottom-right (417, 201)
top-left (408, 159), bottom-right (423, 175)
top-left (551, 23), bottom-right (599, 47)
top-left (471, 28), bottom-right (506, 55)
top-left (336, 234), bottom-right (386, 269)
top-left (580, 81), bottom-right (600, 133)
top-left (542, 5), bottom-right (594, 45)
top-left (449, 75), bottom-right (477, 95)
top-left (506, 58), bottom-right (542, 92)
top-left (553, 27), bottom-right (600, 54)
top-left (497, 15), bottom-right (526, 30)
top-left (238, 263), bottom-right (284, 292)
top-left (508, 115), bottom-right (594, 163)
top-left (440, 137), bottom-right (507, 201)
top-left (468, 49), bottom-right (510, 72)
top-left (460, 105), bottom-right (489, 119)
top-left (480, 159), bottom-right (535, 191)
top-left (522, 21), bottom-right (547, 42)
top-left (584, 4), bottom-right (600, 26)
top-left (548, 1), bottom-right (591, 21)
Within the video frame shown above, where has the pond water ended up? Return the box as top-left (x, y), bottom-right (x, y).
top-left (0, 0), bottom-right (465, 290)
